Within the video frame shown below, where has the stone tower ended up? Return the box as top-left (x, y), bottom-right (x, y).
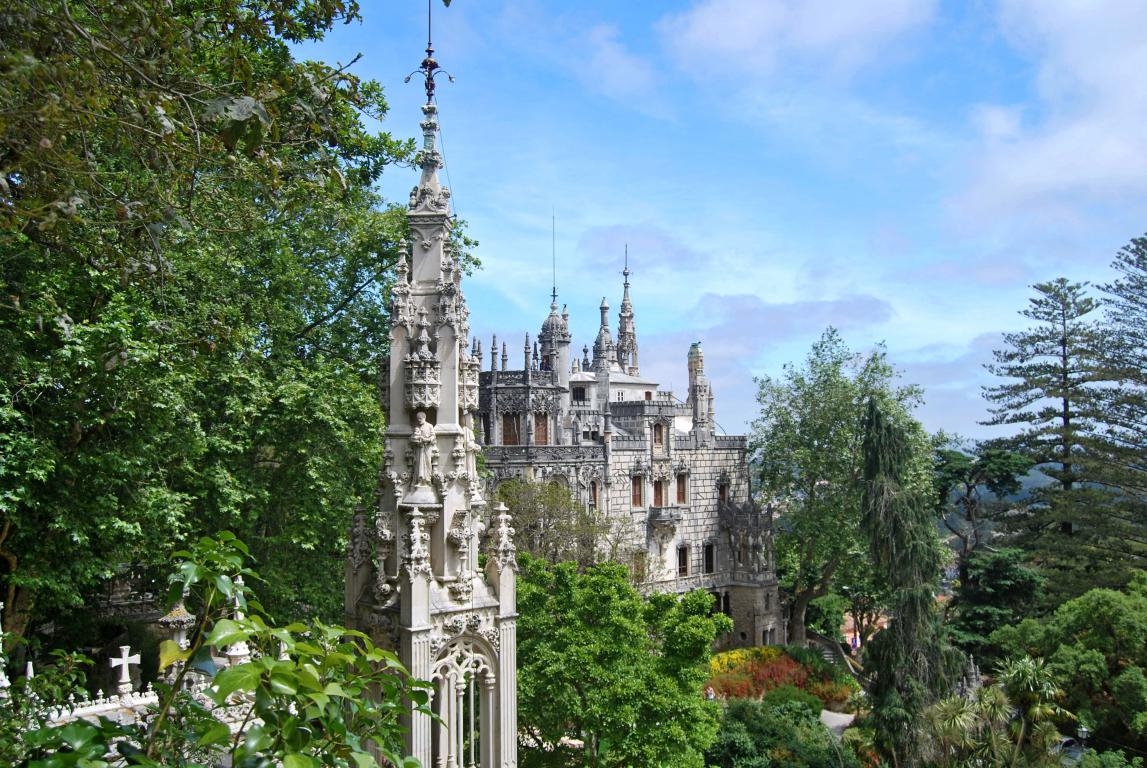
top-left (345, 42), bottom-right (518, 767)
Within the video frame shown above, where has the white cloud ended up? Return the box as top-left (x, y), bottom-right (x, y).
top-left (579, 24), bottom-right (666, 114)
top-left (659, 0), bottom-right (937, 80)
top-left (956, 1), bottom-right (1147, 219)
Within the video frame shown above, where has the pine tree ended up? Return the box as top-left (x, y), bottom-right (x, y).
top-left (860, 399), bottom-right (956, 768)
top-left (981, 279), bottom-right (1118, 599)
top-left (1096, 236), bottom-right (1147, 531)
top-left (983, 278), bottom-right (1103, 490)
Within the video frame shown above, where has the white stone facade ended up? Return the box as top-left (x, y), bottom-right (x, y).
top-left (479, 278), bottom-right (782, 649)
top-left (345, 70), bottom-right (517, 765)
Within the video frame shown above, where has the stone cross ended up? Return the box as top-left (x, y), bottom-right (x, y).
top-left (110, 645), bottom-right (140, 695)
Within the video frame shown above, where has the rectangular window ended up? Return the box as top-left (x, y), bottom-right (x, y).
top-left (676, 473), bottom-right (687, 504)
top-left (501, 413), bottom-right (520, 446)
top-left (533, 413), bottom-right (548, 445)
top-left (718, 483), bottom-right (729, 505)
top-left (653, 423), bottom-right (664, 446)
top-left (703, 543), bottom-right (715, 574)
top-left (572, 386), bottom-right (586, 403)
top-left (677, 545), bottom-right (689, 577)
top-left (653, 479), bottom-right (666, 507)
top-left (631, 476), bottom-right (644, 507)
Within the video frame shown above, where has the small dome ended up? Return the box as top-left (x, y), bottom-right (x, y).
top-left (540, 301), bottom-right (570, 341)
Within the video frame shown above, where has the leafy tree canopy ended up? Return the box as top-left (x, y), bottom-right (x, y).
top-left (752, 327), bottom-right (926, 647)
top-left (516, 555), bottom-right (731, 768)
top-left (991, 572), bottom-right (1147, 754)
top-left (1, 0), bottom-right (418, 640)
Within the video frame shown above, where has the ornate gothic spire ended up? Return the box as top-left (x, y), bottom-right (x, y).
top-left (616, 247), bottom-right (639, 375)
top-left (405, 7), bottom-right (453, 216)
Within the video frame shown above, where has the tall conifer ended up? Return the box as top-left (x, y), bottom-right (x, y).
top-left (860, 399), bottom-right (954, 768)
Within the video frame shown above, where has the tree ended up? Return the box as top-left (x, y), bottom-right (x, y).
top-left (981, 279), bottom-right (1120, 597)
top-left (753, 327), bottom-right (924, 646)
top-left (1088, 235), bottom-right (1147, 577)
top-left (984, 278), bottom-right (1103, 490)
top-left (991, 572), bottom-right (1147, 754)
top-left (516, 555), bottom-right (731, 768)
top-left (495, 478), bottom-right (607, 567)
top-left (860, 398), bottom-right (956, 768)
top-left (933, 437), bottom-right (1033, 577)
top-left (924, 656), bottom-right (1069, 768)
top-left (948, 547), bottom-right (1044, 660)
top-left (1, 1), bottom-right (415, 640)
top-left (2, 533), bottom-right (429, 767)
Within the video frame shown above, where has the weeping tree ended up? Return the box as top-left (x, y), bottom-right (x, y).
top-left (860, 398), bottom-right (957, 767)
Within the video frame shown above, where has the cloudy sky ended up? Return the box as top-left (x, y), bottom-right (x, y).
top-left (308, 1), bottom-right (1147, 440)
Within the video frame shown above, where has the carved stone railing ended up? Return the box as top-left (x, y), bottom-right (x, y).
top-left (482, 445), bottom-right (604, 466)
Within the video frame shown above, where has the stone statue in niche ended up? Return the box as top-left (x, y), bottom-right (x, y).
top-left (410, 411), bottom-right (436, 487)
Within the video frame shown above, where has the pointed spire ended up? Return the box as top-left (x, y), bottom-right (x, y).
top-left (405, 2), bottom-right (453, 216)
top-left (617, 248), bottom-right (639, 374)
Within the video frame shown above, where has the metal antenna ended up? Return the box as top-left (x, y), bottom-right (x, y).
top-left (404, 0), bottom-right (454, 103)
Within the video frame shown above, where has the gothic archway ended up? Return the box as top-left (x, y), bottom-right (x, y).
top-left (429, 635), bottom-right (498, 767)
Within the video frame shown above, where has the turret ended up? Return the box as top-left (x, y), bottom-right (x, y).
top-left (539, 298), bottom-right (572, 388)
top-left (592, 298), bottom-right (614, 373)
top-left (687, 341), bottom-right (713, 444)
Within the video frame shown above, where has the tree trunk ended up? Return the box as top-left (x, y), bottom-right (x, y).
top-left (2, 586), bottom-right (34, 652)
top-left (790, 590), bottom-right (812, 647)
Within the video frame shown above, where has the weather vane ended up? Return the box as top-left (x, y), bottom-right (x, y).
top-left (405, 0), bottom-right (454, 103)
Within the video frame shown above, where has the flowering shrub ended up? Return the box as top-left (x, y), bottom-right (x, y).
top-left (707, 645), bottom-right (859, 707)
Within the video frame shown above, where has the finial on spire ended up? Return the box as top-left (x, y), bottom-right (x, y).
top-left (551, 212), bottom-right (558, 305)
top-left (623, 244), bottom-right (630, 284)
top-left (405, 0), bottom-right (454, 104)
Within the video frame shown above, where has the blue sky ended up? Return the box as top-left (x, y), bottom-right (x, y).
top-left (307, 1), bottom-right (1147, 440)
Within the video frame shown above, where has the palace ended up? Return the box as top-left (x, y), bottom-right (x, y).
top-left (478, 267), bottom-right (782, 649)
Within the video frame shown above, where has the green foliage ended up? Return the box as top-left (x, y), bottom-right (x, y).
top-left (495, 478), bottom-right (605, 567)
top-left (981, 276), bottom-right (1145, 601)
top-left (860, 398), bottom-right (957, 767)
top-left (3, 533), bottom-right (428, 767)
top-left (706, 699), bottom-right (861, 768)
top-left (0, 0), bottom-right (415, 640)
top-left (808, 591), bottom-right (848, 641)
top-left (990, 573), bottom-right (1147, 753)
top-left (1079, 749), bottom-right (1145, 768)
top-left (516, 555), bottom-right (731, 767)
top-left (753, 327), bottom-right (925, 646)
top-left (923, 656), bottom-right (1069, 768)
top-left (948, 547), bottom-right (1044, 660)
top-left (933, 437), bottom-right (1033, 571)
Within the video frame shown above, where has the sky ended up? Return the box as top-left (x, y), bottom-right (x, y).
top-left (305, 0), bottom-right (1147, 440)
